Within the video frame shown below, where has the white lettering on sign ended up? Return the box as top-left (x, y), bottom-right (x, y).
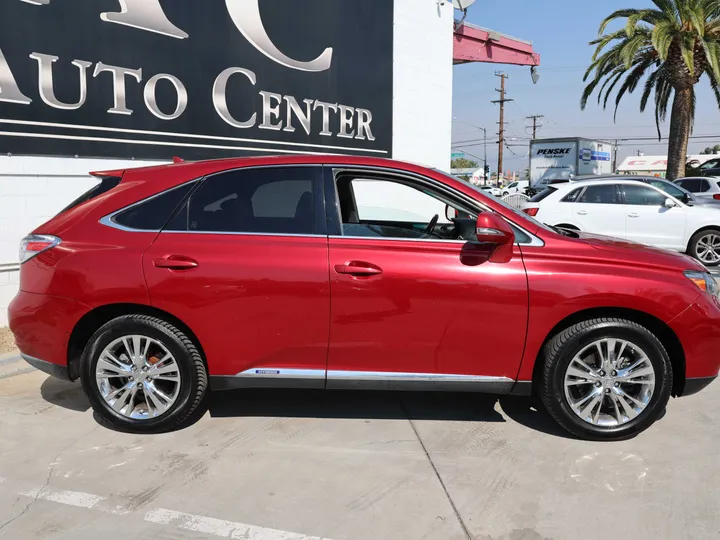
top-left (93, 62), bottom-right (143, 115)
top-left (30, 53), bottom-right (92, 110)
top-left (22, 0), bottom-right (333, 72)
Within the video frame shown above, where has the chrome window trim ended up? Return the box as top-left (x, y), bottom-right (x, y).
top-left (99, 179), bottom-right (201, 233)
top-left (330, 235), bottom-right (467, 245)
top-left (328, 165), bottom-right (544, 247)
top-left (161, 230), bottom-right (325, 238)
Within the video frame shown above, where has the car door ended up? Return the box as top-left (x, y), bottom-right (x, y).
top-left (569, 184), bottom-right (626, 238)
top-left (621, 183), bottom-right (686, 250)
top-left (143, 165), bottom-right (330, 386)
top-left (324, 167), bottom-right (529, 390)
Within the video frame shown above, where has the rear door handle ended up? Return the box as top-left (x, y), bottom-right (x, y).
top-left (334, 261), bottom-right (383, 277)
top-left (153, 256), bottom-right (198, 270)
top-left (628, 213), bottom-right (640, 218)
top-left (576, 210), bottom-right (588, 215)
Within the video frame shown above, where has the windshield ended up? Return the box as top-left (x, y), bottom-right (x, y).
top-left (700, 159), bottom-right (720, 170)
top-left (441, 172), bottom-right (555, 233)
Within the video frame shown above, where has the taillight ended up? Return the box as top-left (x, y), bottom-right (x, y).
top-left (523, 207), bottom-right (540, 216)
top-left (713, 194), bottom-right (720, 200)
top-left (19, 235), bottom-right (61, 263)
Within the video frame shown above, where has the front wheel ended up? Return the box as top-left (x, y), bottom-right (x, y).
top-left (81, 314), bottom-right (208, 432)
top-left (540, 318), bottom-right (672, 440)
top-left (688, 229), bottom-right (720, 266)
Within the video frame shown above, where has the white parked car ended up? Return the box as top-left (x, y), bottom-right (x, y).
top-left (502, 180), bottom-right (529, 196)
top-left (674, 176), bottom-right (720, 201)
top-left (522, 179), bottom-right (720, 265)
top-left (480, 185), bottom-right (502, 197)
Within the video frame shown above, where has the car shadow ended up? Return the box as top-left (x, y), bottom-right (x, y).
top-left (38, 376), bottom-right (575, 439)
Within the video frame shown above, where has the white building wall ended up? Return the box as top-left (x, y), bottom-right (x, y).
top-left (392, 0), bottom-right (454, 170)
top-left (0, 156), bottom-right (163, 326)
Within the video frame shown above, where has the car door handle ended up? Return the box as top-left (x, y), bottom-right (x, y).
top-left (576, 210), bottom-right (588, 215)
top-left (334, 261), bottom-right (383, 276)
top-left (628, 213), bottom-right (640, 218)
top-left (153, 256), bottom-right (198, 270)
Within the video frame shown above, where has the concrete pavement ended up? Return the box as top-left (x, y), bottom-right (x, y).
top-left (0, 365), bottom-right (718, 540)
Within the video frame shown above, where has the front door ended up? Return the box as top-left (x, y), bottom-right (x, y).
top-left (621, 184), bottom-right (686, 250)
top-left (143, 165), bottom-right (330, 387)
top-left (324, 169), bottom-right (529, 391)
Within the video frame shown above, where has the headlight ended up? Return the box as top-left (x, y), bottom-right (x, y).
top-left (684, 270), bottom-right (720, 299)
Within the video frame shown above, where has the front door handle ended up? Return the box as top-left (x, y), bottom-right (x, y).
top-left (153, 255), bottom-right (198, 270)
top-left (628, 213), bottom-right (640, 218)
top-left (334, 261), bottom-right (383, 276)
top-left (576, 210), bottom-right (588, 215)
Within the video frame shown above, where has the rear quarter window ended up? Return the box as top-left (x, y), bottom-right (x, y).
top-left (112, 182), bottom-right (196, 231)
top-left (60, 176), bottom-right (121, 214)
top-left (529, 187), bottom-right (557, 202)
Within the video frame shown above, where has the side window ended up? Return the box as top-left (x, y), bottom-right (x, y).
top-left (561, 188), bottom-right (583, 202)
top-left (699, 179), bottom-right (710, 192)
top-left (678, 178), bottom-right (701, 192)
top-left (335, 175), bottom-right (473, 240)
top-left (623, 185), bottom-right (667, 206)
top-left (648, 180), bottom-right (685, 199)
top-left (576, 185), bottom-right (619, 204)
top-left (113, 182), bottom-right (195, 231)
top-left (168, 167), bottom-right (315, 234)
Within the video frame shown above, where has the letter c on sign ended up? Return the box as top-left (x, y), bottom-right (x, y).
top-left (224, 0), bottom-right (332, 72)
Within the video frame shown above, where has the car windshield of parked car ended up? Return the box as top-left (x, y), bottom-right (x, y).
top-left (699, 158), bottom-right (720, 170)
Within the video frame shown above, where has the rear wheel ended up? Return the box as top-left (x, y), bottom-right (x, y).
top-left (81, 314), bottom-right (207, 432)
top-left (540, 318), bottom-right (672, 440)
top-left (688, 228), bottom-right (720, 266)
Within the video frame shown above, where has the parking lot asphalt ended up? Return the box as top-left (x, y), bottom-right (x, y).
top-left (0, 363), bottom-right (718, 540)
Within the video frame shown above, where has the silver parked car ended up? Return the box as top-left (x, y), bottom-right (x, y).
top-left (674, 177), bottom-right (720, 201)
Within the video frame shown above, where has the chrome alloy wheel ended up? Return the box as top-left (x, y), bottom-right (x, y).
top-left (695, 232), bottom-right (720, 264)
top-left (563, 338), bottom-right (655, 427)
top-left (95, 335), bottom-right (181, 420)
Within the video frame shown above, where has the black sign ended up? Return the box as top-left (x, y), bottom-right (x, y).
top-left (0, 0), bottom-right (393, 160)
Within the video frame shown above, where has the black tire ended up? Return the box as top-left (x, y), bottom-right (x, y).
top-left (540, 318), bottom-right (672, 441)
top-left (80, 314), bottom-right (207, 432)
top-left (688, 228), bottom-right (720, 267)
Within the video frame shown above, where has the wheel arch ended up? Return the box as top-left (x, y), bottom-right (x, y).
top-left (67, 303), bottom-right (206, 381)
top-left (531, 306), bottom-right (686, 397)
top-left (687, 225), bottom-right (720, 253)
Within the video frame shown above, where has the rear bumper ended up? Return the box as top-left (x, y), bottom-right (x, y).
top-left (8, 290), bottom-right (90, 379)
top-left (682, 376), bottom-right (717, 397)
top-left (21, 354), bottom-right (69, 380)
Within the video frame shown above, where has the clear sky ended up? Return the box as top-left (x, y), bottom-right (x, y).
top-left (452, 0), bottom-right (720, 173)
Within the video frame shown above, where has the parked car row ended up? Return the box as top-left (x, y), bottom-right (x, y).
top-left (522, 175), bottom-right (720, 265)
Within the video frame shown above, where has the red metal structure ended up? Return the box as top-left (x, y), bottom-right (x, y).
top-left (453, 21), bottom-right (540, 66)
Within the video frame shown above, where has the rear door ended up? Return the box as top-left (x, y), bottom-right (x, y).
top-left (621, 184), bottom-right (686, 250)
top-left (143, 165), bottom-right (330, 385)
top-left (569, 184), bottom-right (626, 238)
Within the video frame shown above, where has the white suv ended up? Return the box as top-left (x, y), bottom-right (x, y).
top-left (522, 178), bottom-right (720, 265)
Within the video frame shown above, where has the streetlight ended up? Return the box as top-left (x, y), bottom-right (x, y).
top-left (452, 117), bottom-right (487, 174)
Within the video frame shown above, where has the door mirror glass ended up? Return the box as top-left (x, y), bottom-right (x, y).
top-left (665, 197), bottom-right (677, 208)
top-left (445, 204), bottom-right (457, 221)
top-left (475, 212), bottom-right (515, 263)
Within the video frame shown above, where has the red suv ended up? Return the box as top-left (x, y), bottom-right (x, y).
top-left (8, 156), bottom-right (720, 440)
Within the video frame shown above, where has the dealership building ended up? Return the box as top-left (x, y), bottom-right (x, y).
top-left (0, 0), bottom-right (539, 325)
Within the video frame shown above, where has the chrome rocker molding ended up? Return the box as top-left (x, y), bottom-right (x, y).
top-left (210, 368), bottom-right (526, 394)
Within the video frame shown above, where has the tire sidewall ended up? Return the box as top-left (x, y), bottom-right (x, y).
top-left (81, 317), bottom-right (199, 431)
top-left (690, 230), bottom-right (720, 267)
top-left (548, 321), bottom-right (672, 440)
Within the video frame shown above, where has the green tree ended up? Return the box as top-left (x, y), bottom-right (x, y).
top-left (450, 158), bottom-right (479, 169)
top-left (702, 143), bottom-right (720, 153)
top-left (581, 0), bottom-right (720, 180)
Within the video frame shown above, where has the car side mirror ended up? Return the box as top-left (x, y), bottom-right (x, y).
top-left (445, 204), bottom-right (457, 221)
top-left (475, 212), bottom-right (515, 263)
top-left (664, 198), bottom-right (677, 208)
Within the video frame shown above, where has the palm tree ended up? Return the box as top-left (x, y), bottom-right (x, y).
top-left (581, 0), bottom-right (720, 179)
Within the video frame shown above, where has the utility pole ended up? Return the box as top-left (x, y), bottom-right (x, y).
top-left (492, 72), bottom-right (513, 183)
top-left (612, 139), bottom-right (619, 172)
top-left (526, 114), bottom-right (544, 139)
